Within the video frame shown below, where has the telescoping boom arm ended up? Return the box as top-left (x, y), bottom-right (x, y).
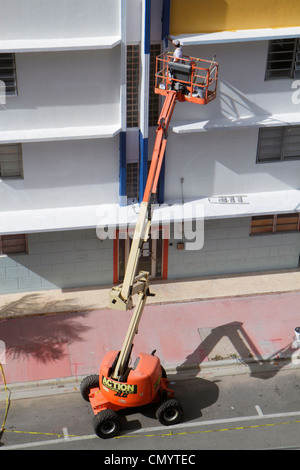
top-left (109, 90), bottom-right (177, 312)
top-left (108, 50), bottom-right (219, 380)
top-left (108, 91), bottom-right (177, 380)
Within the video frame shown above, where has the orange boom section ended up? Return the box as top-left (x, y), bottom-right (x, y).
top-left (143, 90), bottom-right (177, 203)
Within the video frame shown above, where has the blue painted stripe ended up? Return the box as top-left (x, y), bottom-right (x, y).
top-left (119, 131), bottom-right (127, 205)
top-left (162, 0), bottom-right (170, 47)
top-left (144, 0), bottom-right (151, 55)
top-left (139, 132), bottom-right (148, 202)
top-left (158, 0), bottom-right (170, 201)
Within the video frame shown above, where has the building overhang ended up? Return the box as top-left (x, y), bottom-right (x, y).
top-left (176, 27), bottom-right (300, 45)
top-left (171, 113), bottom-right (300, 134)
top-left (0, 36), bottom-right (121, 53)
top-left (0, 125), bottom-right (121, 144)
top-left (0, 190), bottom-right (299, 235)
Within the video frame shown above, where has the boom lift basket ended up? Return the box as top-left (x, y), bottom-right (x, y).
top-left (155, 52), bottom-right (218, 105)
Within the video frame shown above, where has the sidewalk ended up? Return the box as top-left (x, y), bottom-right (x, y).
top-left (1, 268), bottom-right (300, 399)
top-left (1, 268), bottom-right (300, 317)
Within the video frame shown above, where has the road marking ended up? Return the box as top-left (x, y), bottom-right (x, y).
top-left (63, 427), bottom-right (69, 440)
top-left (2, 410), bottom-right (300, 449)
top-left (3, 429), bottom-right (62, 438)
top-left (126, 410), bottom-right (300, 435)
top-left (1, 434), bottom-right (97, 450)
top-left (255, 405), bottom-right (263, 416)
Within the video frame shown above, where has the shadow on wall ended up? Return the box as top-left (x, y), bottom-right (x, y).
top-left (218, 79), bottom-right (270, 123)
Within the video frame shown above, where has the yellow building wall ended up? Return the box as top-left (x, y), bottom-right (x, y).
top-left (170, 0), bottom-right (300, 34)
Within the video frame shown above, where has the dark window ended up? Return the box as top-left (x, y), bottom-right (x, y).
top-left (0, 234), bottom-right (27, 254)
top-left (257, 126), bottom-right (300, 162)
top-left (0, 143), bottom-right (23, 178)
top-left (0, 53), bottom-right (17, 95)
top-left (250, 214), bottom-right (300, 235)
top-left (265, 38), bottom-right (300, 80)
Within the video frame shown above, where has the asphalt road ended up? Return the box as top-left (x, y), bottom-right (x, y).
top-left (1, 367), bottom-right (300, 453)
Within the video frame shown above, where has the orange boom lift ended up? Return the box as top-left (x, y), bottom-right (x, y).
top-left (80, 52), bottom-right (218, 438)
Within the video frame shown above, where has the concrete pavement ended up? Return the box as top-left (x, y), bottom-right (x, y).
top-left (1, 268), bottom-right (300, 317)
top-left (1, 268), bottom-right (300, 399)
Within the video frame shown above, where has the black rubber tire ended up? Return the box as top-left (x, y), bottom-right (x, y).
top-left (155, 398), bottom-right (183, 426)
top-left (92, 409), bottom-right (120, 439)
top-left (80, 374), bottom-right (99, 402)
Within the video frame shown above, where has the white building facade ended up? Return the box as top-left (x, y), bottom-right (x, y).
top-left (0, 0), bottom-right (300, 294)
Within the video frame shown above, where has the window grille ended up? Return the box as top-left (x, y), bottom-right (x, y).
top-left (126, 44), bottom-right (161, 128)
top-left (126, 160), bottom-right (152, 199)
top-left (265, 38), bottom-right (300, 80)
top-left (126, 161), bottom-right (139, 199)
top-left (0, 53), bottom-right (17, 95)
top-left (0, 143), bottom-right (23, 178)
top-left (250, 213), bottom-right (300, 235)
top-left (257, 126), bottom-right (300, 162)
top-left (149, 44), bottom-right (161, 126)
top-left (0, 234), bottom-right (27, 254)
top-left (127, 45), bottom-right (140, 128)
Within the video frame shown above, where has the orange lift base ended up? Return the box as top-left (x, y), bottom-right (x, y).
top-left (88, 351), bottom-right (175, 415)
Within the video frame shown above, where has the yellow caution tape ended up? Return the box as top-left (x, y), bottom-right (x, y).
top-left (0, 363), bottom-right (10, 435)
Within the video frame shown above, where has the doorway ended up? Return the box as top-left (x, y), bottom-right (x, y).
top-left (115, 226), bottom-right (168, 283)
